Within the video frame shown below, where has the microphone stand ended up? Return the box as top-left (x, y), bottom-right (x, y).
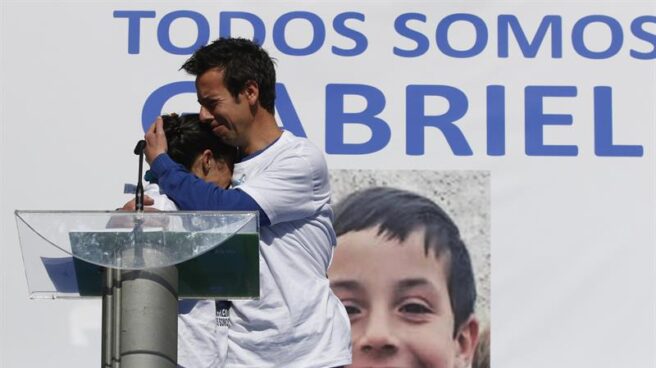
top-left (102, 139), bottom-right (147, 368)
top-left (133, 140), bottom-right (146, 265)
top-left (123, 140), bottom-right (178, 368)
top-left (134, 140), bottom-right (146, 212)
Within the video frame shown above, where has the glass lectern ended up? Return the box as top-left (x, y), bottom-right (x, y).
top-left (15, 210), bottom-right (260, 368)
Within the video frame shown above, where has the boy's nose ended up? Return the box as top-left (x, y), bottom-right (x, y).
top-left (356, 309), bottom-right (399, 357)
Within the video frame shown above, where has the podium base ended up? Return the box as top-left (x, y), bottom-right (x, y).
top-left (102, 266), bottom-right (178, 368)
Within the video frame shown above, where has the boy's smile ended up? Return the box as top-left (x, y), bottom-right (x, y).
top-left (329, 226), bottom-right (476, 368)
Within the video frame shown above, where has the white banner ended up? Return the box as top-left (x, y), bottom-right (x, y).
top-left (1, 1), bottom-right (654, 367)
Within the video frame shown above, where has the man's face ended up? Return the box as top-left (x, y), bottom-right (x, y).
top-left (196, 68), bottom-right (254, 148)
top-left (328, 227), bottom-right (476, 368)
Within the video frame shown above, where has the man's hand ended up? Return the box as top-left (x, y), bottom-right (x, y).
top-left (107, 196), bottom-right (162, 229)
top-left (144, 117), bottom-right (167, 164)
top-left (119, 196), bottom-right (156, 211)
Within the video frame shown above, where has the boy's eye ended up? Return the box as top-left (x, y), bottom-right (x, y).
top-left (399, 302), bottom-right (431, 314)
top-left (344, 305), bottom-right (362, 315)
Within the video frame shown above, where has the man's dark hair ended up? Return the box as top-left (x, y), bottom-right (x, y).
top-left (162, 113), bottom-right (238, 172)
top-left (181, 38), bottom-right (276, 113)
top-left (334, 186), bottom-right (476, 336)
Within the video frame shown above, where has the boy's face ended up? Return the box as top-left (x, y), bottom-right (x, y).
top-left (328, 227), bottom-right (477, 368)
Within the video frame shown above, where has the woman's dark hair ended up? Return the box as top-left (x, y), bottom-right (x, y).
top-left (334, 186), bottom-right (477, 336)
top-left (161, 113), bottom-right (238, 171)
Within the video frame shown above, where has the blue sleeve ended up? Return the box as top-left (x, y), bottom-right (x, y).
top-left (150, 154), bottom-right (271, 225)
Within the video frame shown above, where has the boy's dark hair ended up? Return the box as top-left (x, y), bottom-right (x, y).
top-left (334, 186), bottom-right (476, 336)
top-left (161, 113), bottom-right (238, 172)
top-left (181, 38), bottom-right (276, 114)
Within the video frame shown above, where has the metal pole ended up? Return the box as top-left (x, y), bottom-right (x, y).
top-left (119, 265), bottom-right (178, 368)
top-left (101, 268), bottom-right (113, 368)
top-left (112, 270), bottom-right (122, 368)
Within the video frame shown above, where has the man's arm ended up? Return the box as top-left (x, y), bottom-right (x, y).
top-left (143, 117), bottom-right (270, 225)
top-left (232, 139), bottom-right (330, 225)
top-left (150, 154), bottom-right (271, 225)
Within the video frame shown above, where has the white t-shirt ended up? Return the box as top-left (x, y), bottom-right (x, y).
top-left (144, 183), bottom-right (228, 368)
top-left (227, 131), bottom-right (352, 368)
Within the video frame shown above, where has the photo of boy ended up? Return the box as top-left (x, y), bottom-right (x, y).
top-left (328, 186), bottom-right (482, 368)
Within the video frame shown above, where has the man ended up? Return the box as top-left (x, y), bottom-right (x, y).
top-left (141, 38), bottom-right (351, 368)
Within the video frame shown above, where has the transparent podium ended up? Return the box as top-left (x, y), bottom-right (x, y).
top-left (15, 210), bottom-right (260, 368)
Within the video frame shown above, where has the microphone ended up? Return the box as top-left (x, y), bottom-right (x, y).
top-left (133, 140), bottom-right (147, 212)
